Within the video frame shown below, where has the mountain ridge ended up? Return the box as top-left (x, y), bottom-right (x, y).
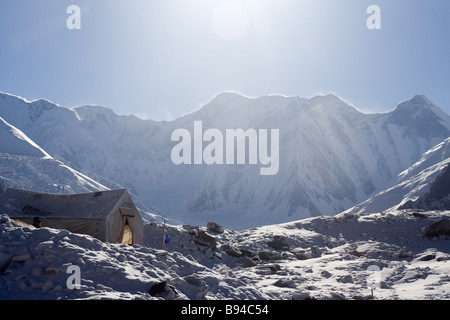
top-left (0, 91), bottom-right (449, 229)
top-left (0, 116), bottom-right (109, 195)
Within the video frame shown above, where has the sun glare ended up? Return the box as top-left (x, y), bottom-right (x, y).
top-left (211, 1), bottom-right (250, 40)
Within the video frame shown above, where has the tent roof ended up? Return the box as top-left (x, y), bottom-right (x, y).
top-left (0, 188), bottom-right (130, 219)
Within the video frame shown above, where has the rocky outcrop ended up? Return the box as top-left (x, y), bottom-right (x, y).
top-left (423, 219), bottom-right (450, 239)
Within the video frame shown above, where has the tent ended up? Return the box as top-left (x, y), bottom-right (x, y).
top-left (0, 188), bottom-right (144, 245)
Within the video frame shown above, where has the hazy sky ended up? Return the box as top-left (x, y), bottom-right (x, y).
top-left (1, 0), bottom-right (449, 120)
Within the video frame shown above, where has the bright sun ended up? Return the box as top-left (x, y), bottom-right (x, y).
top-left (211, 1), bottom-right (250, 41)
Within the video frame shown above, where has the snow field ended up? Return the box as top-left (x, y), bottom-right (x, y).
top-left (1, 209), bottom-right (449, 300)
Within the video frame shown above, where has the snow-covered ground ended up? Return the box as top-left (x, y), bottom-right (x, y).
top-left (1, 208), bottom-right (449, 301)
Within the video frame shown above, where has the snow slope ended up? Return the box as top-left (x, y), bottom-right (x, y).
top-left (343, 137), bottom-right (450, 215)
top-left (0, 116), bottom-right (109, 195)
top-left (1, 91), bottom-right (449, 229)
top-left (1, 209), bottom-right (449, 300)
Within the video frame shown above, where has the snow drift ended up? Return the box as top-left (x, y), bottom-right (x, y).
top-left (1, 208), bottom-right (449, 300)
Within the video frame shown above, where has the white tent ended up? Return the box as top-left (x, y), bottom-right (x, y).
top-left (0, 188), bottom-right (144, 245)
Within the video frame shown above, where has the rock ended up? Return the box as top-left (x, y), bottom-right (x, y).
top-left (256, 263), bottom-right (281, 273)
top-left (242, 257), bottom-right (258, 268)
top-left (193, 231), bottom-right (217, 249)
top-left (419, 254), bottom-right (436, 261)
top-left (240, 249), bottom-right (254, 257)
top-left (423, 219), bottom-right (450, 239)
top-left (206, 221), bottom-right (224, 234)
top-left (310, 246), bottom-right (321, 256)
top-left (267, 236), bottom-right (289, 250)
top-left (349, 250), bottom-right (363, 257)
top-left (222, 244), bottom-right (243, 257)
top-left (321, 270), bottom-right (332, 278)
top-left (292, 292), bottom-right (314, 300)
top-left (44, 267), bottom-right (58, 275)
top-left (330, 292), bottom-right (347, 300)
top-left (183, 225), bottom-right (200, 236)
top-left (149, 281), bottom-right (178, 298)
top-left (258, 250), bottom-right (282, 260)
top-left (273, 279), bottom-right (296, 288)
top-left (337, 274), bottom-right (353, 283)
top-left (295, 252), bottom-right (311, 260)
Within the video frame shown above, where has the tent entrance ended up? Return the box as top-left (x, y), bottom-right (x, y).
top-left (121, 218), bottom-right (133, 245)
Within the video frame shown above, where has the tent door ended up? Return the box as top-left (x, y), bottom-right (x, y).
top-left (121, 218), bottom-right (133, 245)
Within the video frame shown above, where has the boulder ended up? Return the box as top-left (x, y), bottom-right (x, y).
top-left (267, 236), bottom-right (290, 250)
top-left (193, 231), bottom-right (217, 249)
top-left (258, 250), bottom-right (282, 260)
top-left (423, 219), bottom-right (450, 239)
top-left (222, 244), bottom-right (243, 257)
top-left (149, 281), bottom-right (178, 298)
top-left (256, 263), bottom-right (281, 273)
top-left (242, 257), bottom-right (258, 268)
top-left (183, 225), bottom-right (200, 236)
top-left (207, 221), bottom-right (224, 234)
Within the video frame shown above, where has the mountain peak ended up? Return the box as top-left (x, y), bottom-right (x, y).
top-left (211, 91), bottom-right (250, 104)
top-left (389, 95), bottom-right (450, 134)
top-left (396, 95), bottom-right (436, 112)
top-left (403, 94), bottom-right (435, 107)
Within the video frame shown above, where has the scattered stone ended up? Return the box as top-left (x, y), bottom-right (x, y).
top-left (222, 244), bottom-right (243, 257)
top-left (149, 281), bottom-right (178, 297)
top-left (292, 292), bottom-right (315, 300)
top-left (309, 246), bottom-right (323, 258)
top-left (423, 219), bottom-right (450, 239)
top-left (295, 252), bottom-right (311, 260)
top-left (337, 274), bottom-right (353, 283)
top-left (419, 254), bottom-right (436, 261)
top-left (330, 292), bottom-right (347, 300)
top-left (242, 257), bottom-right (258, 268)
top-left (349, 250), bottom-right (363, 257)
top-left (207, 221), bottom-right (224, 234)
top-left (258, 250), bottom-right (283, 261)
top-left (321, 270), bottom-right (332, 278)
top-left (273, 279), bottom-right (296, 288)
top-left (193, 231), bottom-right (217, 249)
top-left (255, 263), bottom-right (281, 273)
top-left (183, 225), bottom-right (200, 236)
top-left (44, 267), bottom-right (58, 275)
top-left (240, 249), bottom-right (254, 257)
top-left (267, 236), bottom-right (289, 250)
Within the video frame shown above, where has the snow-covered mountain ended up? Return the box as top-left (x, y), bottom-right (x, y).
top-left (0, 91), bottom-right (449, 229)
top-left (1, 91), bottom-right (450, 302)
top-left (342, 137), bottom-right (450, 215)
top-left (0, 116), bottom-right (108, 195)
top-left (399, 162), bottom-right (450, 211)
